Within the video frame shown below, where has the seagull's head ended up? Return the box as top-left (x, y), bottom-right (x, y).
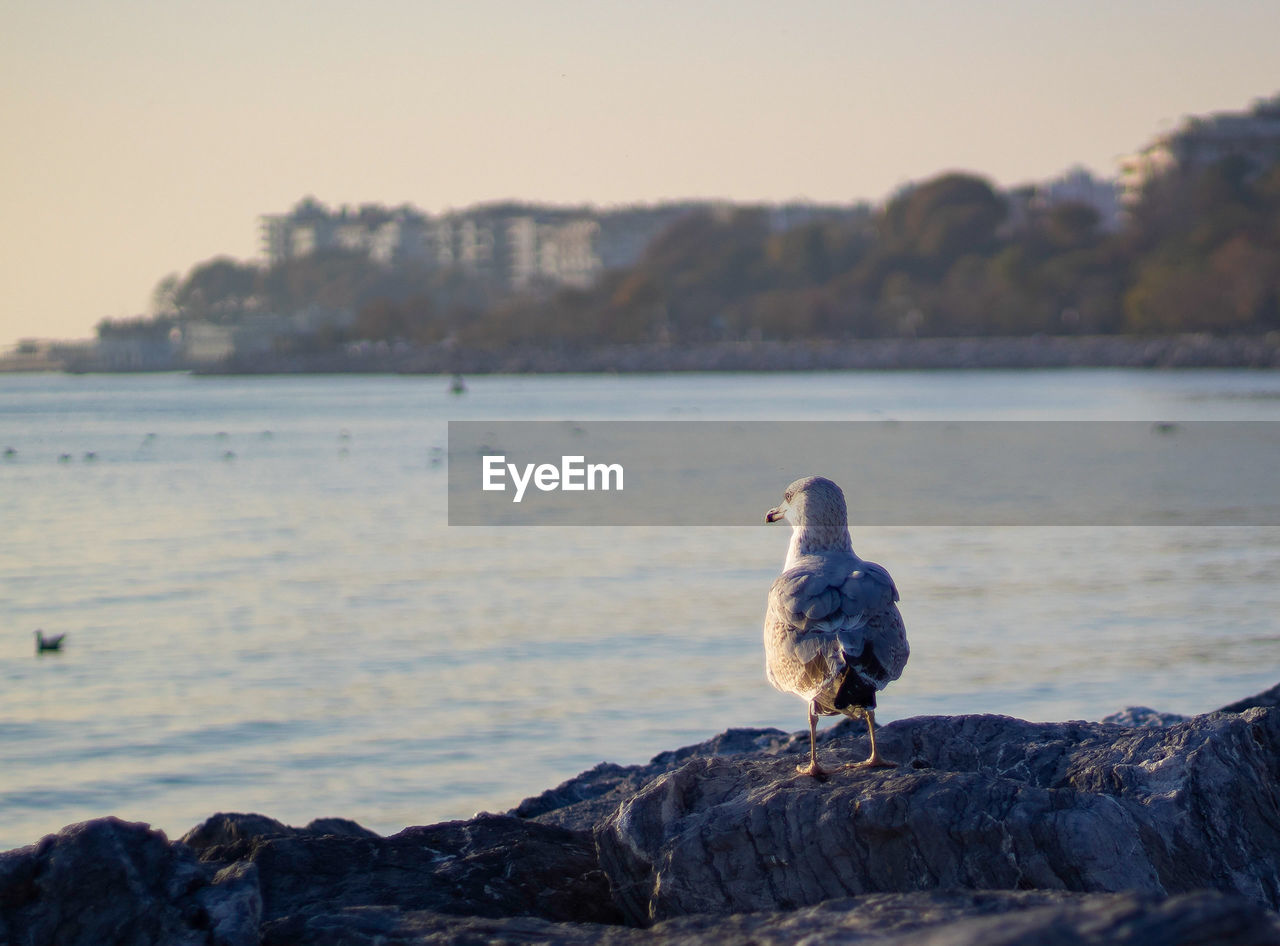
top-left (766, 475), bottom-right (848, 528)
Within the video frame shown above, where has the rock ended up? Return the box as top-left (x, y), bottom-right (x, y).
top-left (8, 684), bottom-right (1280, 944)
top-left (303, 816), bottom-right (378, 838)
top-left (264, 890), bottom-right (1280, 946)
top-left (181, 812), bottom-right (379, 865)
top-left (0, 817), bottom-right (259, 946)
top-left (180, 812), bottom-right (299, 852)
top-left (1217, 681), bottom-right (1280, 714)
top-left (642, 890), bottom-right (1280, 946)
top-left (513, 727), bottom-right (797, 832)
top-left (595, 708), bottom-right (1280, 924)
top-left (1087, 681), bottom-right (1280, 732)
top-left (1100, 706), bottom-right (1190, 727)
top-left (512, 761), bottom-right (649, 830)
top-left (259, 908), bottom-right (596, 946)
top-left (191, 811), bottom-right (620, 928)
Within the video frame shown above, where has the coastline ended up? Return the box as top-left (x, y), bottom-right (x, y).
top-left (8, 332), bottom-right (1280, 376)
top-left (202, 332), bottom-right (1280, 374)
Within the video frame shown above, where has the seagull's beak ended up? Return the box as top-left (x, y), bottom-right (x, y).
top-left (765, 506), bottom-right (785, 523)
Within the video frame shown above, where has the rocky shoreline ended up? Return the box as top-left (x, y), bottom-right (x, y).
top-left (3, 682), bottom-right (1279, 945)
top-left (201, 332), bottom-right (1280, 375)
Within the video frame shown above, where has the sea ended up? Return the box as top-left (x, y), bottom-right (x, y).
top-left (1, 368), bottom-right (1279, 852)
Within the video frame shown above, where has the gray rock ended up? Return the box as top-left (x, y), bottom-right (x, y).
top-left (259, 907), bottom-right (592, 946)
top-left (9, 683), bottom-right (1280, 944)
top-left (513, 727), bottom-right (798, 832)
top-left (595, 708), bottom-right (1280, 924)
top-left (1218, 681), bottom-right (1280, 714)
top-left (261, 890), bottom-right (1280, 946)
top-left (520, 683), bottom-right (1280, 837)
top-left (180, 812), bottom-right (299, 854)
top-left (180, 811), bottom-right (379, 865)
top-left (0, 817), bottom-right (259, 946)
top-left (645, 890), bottom-right (1280, 946)
top-left (192, 811), bottom-right (620, 927)
top-left (1100, 682), bottom-right (1280, 726)
top-left (1100, 706), bottom-right (1190, 727)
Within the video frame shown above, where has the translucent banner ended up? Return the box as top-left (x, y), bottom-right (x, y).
top-left (447, 421), bottom-right (1280, 526)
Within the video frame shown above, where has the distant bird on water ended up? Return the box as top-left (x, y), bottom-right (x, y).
top-left (34, 629), bottom-right (66, 654)
top-left (764, 475), bottom-right (908, 778)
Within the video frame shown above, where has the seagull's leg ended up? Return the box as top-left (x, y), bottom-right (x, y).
top-left (796, 703), bottom-right (830, 781)
top-left (851, 708), bottom-right (897, 769)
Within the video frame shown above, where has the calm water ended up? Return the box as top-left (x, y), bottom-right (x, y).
top-left (2, 368), bottom-right (1279, 851)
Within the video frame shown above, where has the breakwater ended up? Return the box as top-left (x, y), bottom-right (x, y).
top-left (206, 332), bottom-right (1280, 375)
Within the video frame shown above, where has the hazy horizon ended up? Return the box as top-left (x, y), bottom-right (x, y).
top-left (3, 0), bottom-right (1278, 348)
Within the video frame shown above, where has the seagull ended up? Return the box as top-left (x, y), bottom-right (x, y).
top-left (764, 475), bottom-right (909, 779)
top-left (34, 629), bottom-right (66, 654)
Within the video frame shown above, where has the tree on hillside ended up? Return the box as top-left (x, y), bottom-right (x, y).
top-left (352, 296), bottom-right (448, 346)
top-left (878, 173), bottom-right (1008, 267)
top-left (1123, 155), bottom-right (1280, 332)
top-left (151, 274), bottom-right (181, 318)
top-left (174, 258), bottom-right (261, 321)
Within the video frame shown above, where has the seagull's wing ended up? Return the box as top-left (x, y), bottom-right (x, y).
top-left (843, 560), bottom-right (909, 689)
top-left (764, 554), bottom-right (907, 700)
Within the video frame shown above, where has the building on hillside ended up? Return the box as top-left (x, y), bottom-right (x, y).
top-left (1000, 169), bottom-right (1122, 237)
top-left (505, 217), bottom-right (539, 288)
top-left (179, 307), bottom-right (356, 365)
top-left (505, 217), bottom-right (602, 289)
top-left (259, 197), bottom-right (865, 292)
top-left (593, 205), bottom-right (702, 270)
top-left (539, 219), bottom-right (600, 288)
top-left (260, 199), bottom-right (433, 267)
top-left (453, 217), bottom-right (495, 274)
top-left (1120, 94), bottom-right (1280, 204)
top-left (260, 198), bottom-right (703, 291)
top-left (181, 323), bottom-right (236, 364)
top-left (261, 198), bottom-right (652, 290)
top-left (1036, 167), bottom-right (1122, 231)
top-left (1, 339), bottom-right (88, 372)
top-left (259, 216), bottom-right (292, 264)
top-left (369, 216), bottom-right (438, 266)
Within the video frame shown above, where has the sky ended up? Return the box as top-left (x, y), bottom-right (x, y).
top-left (1, 0), bottom-right (1277, 348)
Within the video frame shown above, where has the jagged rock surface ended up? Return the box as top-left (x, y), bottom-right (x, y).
top-left (180, 811), bottom-right (379, 864)
top-left (1100, 706), bottom-right (1190, 727)
top-left (1218, 681), bottom-right (1280, 714)
top-left (4, 684), bottom-right (1280, 944)
top-left (595, 707), bottom-right (1280, 924)
top-left (183, 811), bottom-right (620, 929)
top-left (259, 890), bottom-right (1280, 946)
top-left (0, 817), bottom-right (260, 946)
top-left (514, 727), bottom-right (798, 832)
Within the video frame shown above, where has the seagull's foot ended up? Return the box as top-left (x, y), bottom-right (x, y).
top-left (795, 761), bottom-right (831, 782)
top-left (848, 752), bottom-right (897, 770)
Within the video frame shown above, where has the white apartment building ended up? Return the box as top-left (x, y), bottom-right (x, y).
top-left (506, 217), bottom-right (602, 289)
top-left (1038, 167), bottom-right (1123, 231)
top-left (261, 199), bottom-right (604, 291)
